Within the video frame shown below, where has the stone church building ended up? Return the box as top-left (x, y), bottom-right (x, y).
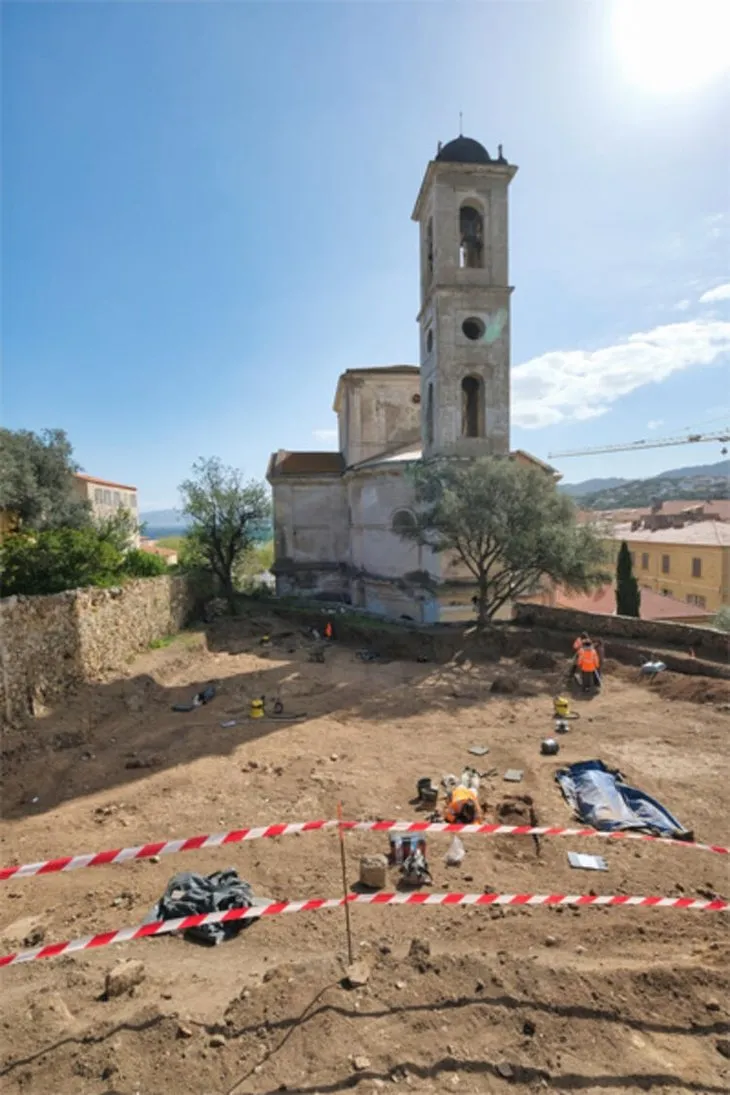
top-left (267, 135), bottom-right (551, 623)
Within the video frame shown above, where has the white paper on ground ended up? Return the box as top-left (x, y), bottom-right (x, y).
top-left (568, 852), bottom-right (608, 871)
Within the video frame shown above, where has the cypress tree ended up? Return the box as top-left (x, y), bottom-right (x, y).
top-left (616, 540), bottom-right (641, 617)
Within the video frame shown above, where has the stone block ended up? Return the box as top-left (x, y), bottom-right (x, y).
top-left (359, 854), bottom-right (388, 890)
top-left (104, 959), bottom-right (146, 999)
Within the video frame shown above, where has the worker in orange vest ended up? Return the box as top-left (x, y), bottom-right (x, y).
top-left (443, 785), bottom-right (482, 824)
top-left (576, 642), bottom-right (601, 692)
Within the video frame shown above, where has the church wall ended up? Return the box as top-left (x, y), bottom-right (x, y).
top-left (347, 470), bottom-right (423, 579)
top-left (359, 579), bottom-right (436, 623)
top-left (272, 477), bottom-right (350, 598)
top-left (341, 376), bottom-right (420, 466)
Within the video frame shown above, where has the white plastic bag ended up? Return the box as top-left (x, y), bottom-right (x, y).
top-left (444, 836), bottom-right (465, 866)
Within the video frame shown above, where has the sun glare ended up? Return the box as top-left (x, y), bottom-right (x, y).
top-left (612, 0), bottom-right (730, 93)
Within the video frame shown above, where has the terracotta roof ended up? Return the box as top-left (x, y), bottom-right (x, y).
top-left (652, 498), bottom-right (730, 520)
top-left (512, 449), bottom-right (560, 477)
top-left (75, 473), bottom-right (137, 492)
top-left (268, 450), bottom-right (345, 478)
top-left (587, 500), bottom-right (730, 523)
top-left (141, 544), bottom-right (177, 559)
top-left (524, 585), bottom-right (711, 621)
top-left (610, 520), bottom-right (730, 547)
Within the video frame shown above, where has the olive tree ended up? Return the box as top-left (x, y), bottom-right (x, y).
top-left (179, 457), bottom-right (270, 609)
top-left (399, 456), bottom-right (609, 627)
top-left (0, 427), bottom-right (91, 531)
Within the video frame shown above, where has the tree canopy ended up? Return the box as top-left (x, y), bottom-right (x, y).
top-left (179, 457), bottom-right (270, 607)
top-left (399, 456), bottom-right (609, 626)
top-left (615, 540), bottom-right (641, 617)
top-left (0, 427), bottom-right (91, 531)
top-left (0, 527), bottom-right (168, 597)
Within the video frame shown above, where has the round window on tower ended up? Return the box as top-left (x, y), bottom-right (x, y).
top-left (426, 328), bottom-right (433, 353)
top-left (462, 317), bottom-right (485, 341)
top-left (411, 393), bottom-right (421, 404)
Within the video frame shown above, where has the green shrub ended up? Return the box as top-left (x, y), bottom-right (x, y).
top-left (0, 528), bottom-right (123, 596)
top-left (713, 605), bottom-right (730, 632)
top-left (123, 549), bottom-right (168, 577)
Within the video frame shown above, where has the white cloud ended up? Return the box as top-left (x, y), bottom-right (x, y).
top-left (674, 299), bottom-right (690, 311)
top-left (647, 419), bottom-right (663, 430)
top-left (312, 428), bottom-right (338, 443)
top-left (699, 282), bottom-right (730, 304)
top-left (512, 318), bottom-right (730, 429)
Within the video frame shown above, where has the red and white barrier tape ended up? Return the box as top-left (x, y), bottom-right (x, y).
top-left (1, 890), bottom-right (727, 968)
top-left (2, 820), bottom-right (727, 883)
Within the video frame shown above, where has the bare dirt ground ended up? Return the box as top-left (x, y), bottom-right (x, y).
top-left (1, 616), bottom-right (729, 1095)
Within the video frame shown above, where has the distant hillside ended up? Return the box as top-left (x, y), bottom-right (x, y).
top-left (140, 508), bottom-right (188, 529)
top-left (559, 477), bottom-right (629, 498)
top-left (658, 458), bottom-right (730, 480)
top-left (561, 458), bottom-right (729, 509)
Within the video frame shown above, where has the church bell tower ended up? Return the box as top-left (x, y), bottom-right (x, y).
top-left (412, 136), bottom-right (518, 459)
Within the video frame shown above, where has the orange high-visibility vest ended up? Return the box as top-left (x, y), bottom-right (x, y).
top-left (577, 647), bottom-right (599, 673)
top-left (443, 787), bottom-right (482, 824)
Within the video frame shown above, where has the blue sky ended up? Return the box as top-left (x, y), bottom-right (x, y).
top-left (3, 1), bottom-right (729, 509)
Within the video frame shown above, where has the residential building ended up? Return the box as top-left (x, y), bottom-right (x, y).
top-left (608, 520), bottom-right (730, 614)
top-left (72, 474), bottom-right (140, 546)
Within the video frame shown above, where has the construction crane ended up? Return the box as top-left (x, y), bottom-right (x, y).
top-left (548, 429), bottom-right (730, 460)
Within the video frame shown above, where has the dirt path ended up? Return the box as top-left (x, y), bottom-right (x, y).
top-left (1, 618), bottom-right (728, 1093)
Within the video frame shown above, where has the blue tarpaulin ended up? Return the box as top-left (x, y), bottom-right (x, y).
top-left (555, 760), bottom-right (691, 839)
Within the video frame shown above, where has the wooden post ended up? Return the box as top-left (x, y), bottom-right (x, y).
top-left (337, 801), bottom-right (354, 965)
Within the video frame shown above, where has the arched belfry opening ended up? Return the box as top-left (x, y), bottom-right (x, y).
top-left (461, 376), bottom-right (483, 438)
top-left (459, 204), bottom-right (484, 269)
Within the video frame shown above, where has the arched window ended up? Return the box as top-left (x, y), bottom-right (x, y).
top-left (426, 382), bottom-right (434, 447)
top-left (392, 509), bottom-right (417, 535)
top-left (459, 204), bottom-right (484, 269)
top-left (461, 376), bottom-right (483, 438)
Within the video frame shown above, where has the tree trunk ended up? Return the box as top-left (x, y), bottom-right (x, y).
top-left (220, 569), bottom-right (237, 614)
top-left (476, 574), bottom-right (489, 630)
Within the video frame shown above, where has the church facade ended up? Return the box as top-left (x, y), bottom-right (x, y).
top-left (267, 135), bottom-right (550, 623)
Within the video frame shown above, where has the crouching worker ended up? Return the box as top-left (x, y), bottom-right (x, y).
top-left (442, 768), bottom-right (483, 824)
top-left (567, 631), bottom-right (590, 683)
top-left (576, 642), bottom-right (601, 692)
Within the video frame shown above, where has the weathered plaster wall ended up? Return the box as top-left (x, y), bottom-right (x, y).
top-left (273, 479), bottom-right (348, 564)
top-left (272, 477), bottom-right (350, 598)
top-left (0, 576), bottom-right (193, 727)
top-left (347, 470), bottom-right (424, 579)
top-left (338, 374), bottom-right (420, 467)
top-left (359, 578), bottom-right (432, 622)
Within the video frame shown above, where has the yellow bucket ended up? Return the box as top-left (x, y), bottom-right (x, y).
top-left (250, 698), bottom-right (265, 719)
top-left (554, 695), bottom-right (571, 718)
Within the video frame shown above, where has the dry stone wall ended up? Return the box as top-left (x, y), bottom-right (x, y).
top-left (0, 576), bottom-right (193, 727)
top-left (512, 602), bottom-right (729, 663)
